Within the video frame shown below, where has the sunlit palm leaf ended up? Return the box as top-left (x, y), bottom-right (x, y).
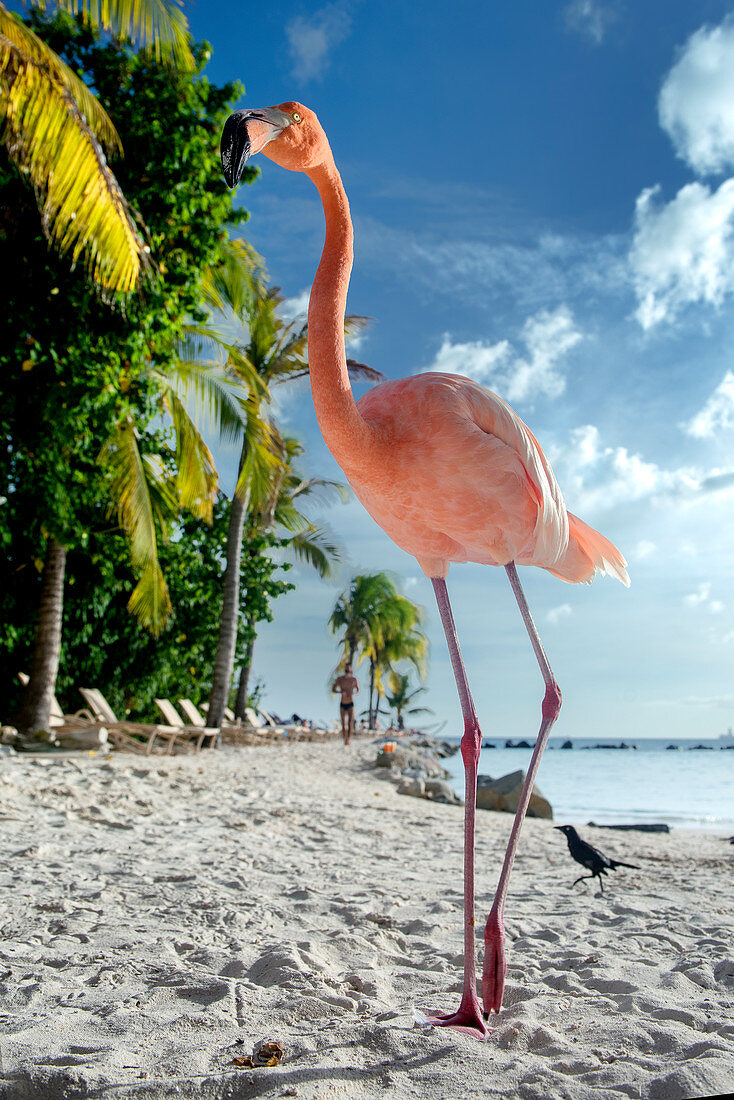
top-left (234, 399), bottom-right (278, 507)
top-left (202, 237), bottom-right (266, 319)
top-left (127, 558), bottom-right (170, 632)
top-left (99, 417), bottom-right (173, 631)
top-left (154, 358), bottom-right (249, 448)
top-left (224, 342), bottom-right (271, 402)
top-left (0, 8), bottom-right (145, 290)
top-left (39, 0), bottom-right (194, 70)
top-left (164, 388), bottom-right (218, 522)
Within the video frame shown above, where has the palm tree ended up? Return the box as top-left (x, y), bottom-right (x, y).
top-left (363, 593), bottom-right (428, 728)
top-left (206, 241), bottom-right (370, 727)
top-left (16, 351), bottom-right (264, 735)
top-left (232, 435), bottom-right (347, 719)
top-left (384, 671), bottom-right (434, 731)
top-left (329, 572), bottom-right (400, 669)
top-left (329, 574), bottom-right (429, 727)
top-left (1, 0), bottom-right (193, 291)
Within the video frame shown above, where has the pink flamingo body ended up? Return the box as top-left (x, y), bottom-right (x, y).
top-left (221, 102), bottom-right (629, 1040)
top-left (352, 372), bottom-right (627, 583)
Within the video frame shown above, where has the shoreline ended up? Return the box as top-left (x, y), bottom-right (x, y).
top-left (2, 741), bottom-right (733, 1099)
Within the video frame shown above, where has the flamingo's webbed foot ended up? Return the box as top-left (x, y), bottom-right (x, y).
top-left (425, 1002), bottom-right (491, 1040)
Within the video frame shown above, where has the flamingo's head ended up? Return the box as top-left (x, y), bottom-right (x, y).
top-left (221, 102), bottom-right (328, 186)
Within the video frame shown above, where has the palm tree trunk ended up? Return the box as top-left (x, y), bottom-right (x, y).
top-left (208, 449), bottom-right (250, 731)
top-left (369, 659), bottom-right (376, 728)
top-left (16, 537), bottom-right (67, 735)
top-left (233, 631), bottom-right (256, 720)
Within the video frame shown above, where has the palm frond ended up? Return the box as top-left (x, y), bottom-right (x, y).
top-left (286, 524), bottom-right (342, 579)
top-left (346, 359), bottom-right (386, 384)
top-left (234, 400), bottom-right (279, 507)
top-left (163, 388), bottom-right (218, 522)
top-left (43, 0), bottom-right (195, 70)
top-left (287, 475), bottom-right (350, 506)
top-left (98, 417), bottom-right (173, 632)
top-left (202, 237), bottom-right (267, 319)
top-left (343, 314), bottom-right (371, 342)
top-left (127, 557), bottom-right (171, 633)
top-left (155, 359), bottom-right (249, 447)
top-left (225, 342), bottom-right (271, 402)
top-left (0, 8), bottom-right (145, 290)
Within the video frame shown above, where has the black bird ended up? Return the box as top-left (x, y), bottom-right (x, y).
top-left (554, 825), bottom-right (639, 893)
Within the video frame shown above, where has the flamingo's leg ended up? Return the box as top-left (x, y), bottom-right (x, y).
top-left (426, 577), bottom-right (490, 1040)
top-left (481, 562), bottom-right (562, 1018)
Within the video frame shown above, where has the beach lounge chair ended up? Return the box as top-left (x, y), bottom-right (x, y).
top-left (17, 673), bottom-right (109, 748)
top-left (177, 697), bottom-right (280, 745)
top-left (154, 699), bottom-right (218, 750)
top-left (79, 688), bottom-right (187, 755)
top-left (17, 673), bottom-right (95, 729)
top-left (179, 699), bottom-right (284, 746)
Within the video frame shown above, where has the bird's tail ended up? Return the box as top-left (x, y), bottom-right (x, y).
top-left (547, 512), bottom-right (630, 587)
top-left (609, 860), bottom-right (639, 870)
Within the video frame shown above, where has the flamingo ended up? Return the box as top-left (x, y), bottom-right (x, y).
top-left (220, 102), bottom-right (629, 1040)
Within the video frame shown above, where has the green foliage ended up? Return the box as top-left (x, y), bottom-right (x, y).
top-left (0, 13), bottom-right (255, 631)
top-left (0, 499), bottom-right (294, 722)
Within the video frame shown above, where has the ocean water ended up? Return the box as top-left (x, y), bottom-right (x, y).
top-left (441, 737), bottom-right (734, 831)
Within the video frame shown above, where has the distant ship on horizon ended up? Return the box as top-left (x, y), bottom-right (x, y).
top-left (720, 727), bottom-right (734, 741)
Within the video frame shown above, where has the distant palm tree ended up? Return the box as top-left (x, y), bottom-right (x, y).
top-left (330, 573), bottom-right (428, 727)
top-left (385, 672), bottom-right (434, 731)
top-left (206, 241), bottom-right (370, 727)
top-left (329, 572), bottom-right (400, 670)
top-left (0, 0), bottom-right (194, 291)
top-left (364, 593), bottom-right (428, 728)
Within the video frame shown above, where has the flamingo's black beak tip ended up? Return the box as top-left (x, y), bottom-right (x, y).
top-left (221, 111), bottom-right (251, 188)
top-left (482, 1011), bottom-right (489, 1021)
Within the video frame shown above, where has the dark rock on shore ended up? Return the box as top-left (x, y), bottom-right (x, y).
top-left (588, 821), bottom-right (670, 833)
top-left (476, 770), bottom-right (553, 819)
top-left (376, 739), bottom-right (461, 805)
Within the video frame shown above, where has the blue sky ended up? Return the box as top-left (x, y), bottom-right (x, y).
top-left (187, 1), bottom-right (734, 739)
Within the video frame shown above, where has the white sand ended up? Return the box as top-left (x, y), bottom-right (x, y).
top-left (1, 742), bottom-right (733, 1099)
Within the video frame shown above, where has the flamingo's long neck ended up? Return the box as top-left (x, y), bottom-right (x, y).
top-left (306, 160), bottom-right (377, 472)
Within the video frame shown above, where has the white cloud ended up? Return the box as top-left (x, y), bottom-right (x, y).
top-left (683, 370), bottom-right (734, 437)
top-left (547, 603), bottom-right (573, 625)
top-left (659, 17), bottom-right (734, 176)
top-left (549, 424), bottom-right (705, 515)
top-left (423, 306), bottom-right (582, 403)
top-left (286, 3), bottom-right (353, 83)
top-left (563, 0), bottom-right (617, 45)
top-left (684, 583), bottom-right (724, 614)
top-left (426, 334), bottom-right (511, 383)
top-left (630, 180), bottom-right (734, 328)
top-left (279, 288), bottom-right (310, 323)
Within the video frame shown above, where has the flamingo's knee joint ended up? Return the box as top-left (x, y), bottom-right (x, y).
top-left (542, 681), bottom-right (562, 722)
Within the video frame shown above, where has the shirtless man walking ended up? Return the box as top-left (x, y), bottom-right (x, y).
top-left (332, 663), bottom-right (359, 746)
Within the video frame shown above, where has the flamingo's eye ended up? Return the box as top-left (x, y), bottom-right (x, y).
top-left (292, 112), bottom-right (302, 123)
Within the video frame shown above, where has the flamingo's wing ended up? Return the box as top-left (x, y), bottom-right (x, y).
top-left (460, 379), bottom-right (569, 571)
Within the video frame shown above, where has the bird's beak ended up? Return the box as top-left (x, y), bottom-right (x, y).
top-left (221, 107), bottom-right (293, 187)
top-left (553, 826), bottom-right (563, 831)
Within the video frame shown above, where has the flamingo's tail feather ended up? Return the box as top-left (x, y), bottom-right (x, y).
top-left (548, 512), bottom-right (630, 587)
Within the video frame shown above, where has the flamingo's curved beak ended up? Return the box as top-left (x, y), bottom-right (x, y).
top-left (221, 107), bottom-right (292, 187)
